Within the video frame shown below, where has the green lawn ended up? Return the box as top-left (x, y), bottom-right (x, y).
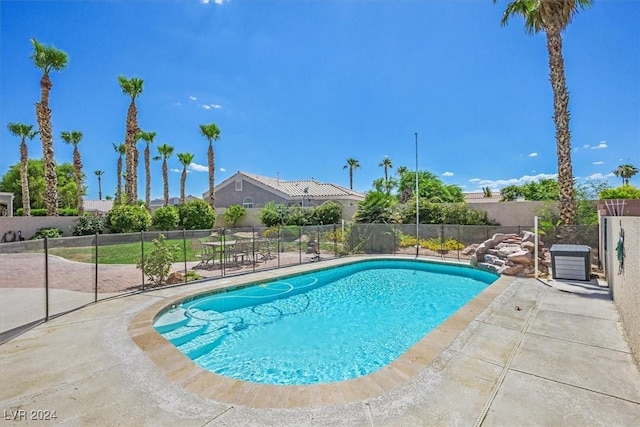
top-left (47, 238), bottom-right (208, 264)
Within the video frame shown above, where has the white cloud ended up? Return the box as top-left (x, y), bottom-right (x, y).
top-left (583, 144), bottom-right (590, 148)
top-left (220, 167), bottom-right (226, 172)
top-left (174, 102), bottom-right (182, 107)
top-left (469, 173), bottom-right (557, 189)
top-left (188, 162), bottom-right (208, 172)
top-left (593, 161), bottom-right (604, 165)
top-left (591, 141), bottom-right (608, 149)
top-left (170, 168), bottom-right (181, 173)
top-left (528, 152), bottom-right (538, 157)
top-left (201, 0), bottom-right (229, 4)
top-left (441, 171), bottom-right (454, 177)
top-left (584, 172), bottom-right (615, 180)
top-left (200, 103), bottom-right (222, 110)
top-left (189, 96), bottom-right (197, 101)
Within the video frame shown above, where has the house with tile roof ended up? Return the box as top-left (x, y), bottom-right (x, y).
top-left (204, 171), bottom-right (365, 209)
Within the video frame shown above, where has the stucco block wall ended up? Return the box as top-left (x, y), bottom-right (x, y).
top-left (468, 201), bottom-right (554, 227)
top-left (604, 216), bottom-right (640, 366)
top-left (0, 217), bottom-right (79, 240)
top-left (215, 206), bottom-right (359, 228)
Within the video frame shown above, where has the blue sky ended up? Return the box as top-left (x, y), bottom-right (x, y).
top-left (1, 0), bottom-right (639, 201)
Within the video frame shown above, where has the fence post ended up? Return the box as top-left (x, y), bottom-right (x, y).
top-left (140, 231), bottom-right (145, 288)
top-left (252, 227), bottom-right (256, 272)
top-left (183, 229), bottom-right (187, 284)
top-left (277, 226), bottom-right (281, 268)
top-left (457, 225), bottom-right (461, 261)
top-left (44, 236), bottom-right (49, 322)
top-left (334, 223), bottom-right (337, 257)
top-left (94, 233), bottom-right (99, 303)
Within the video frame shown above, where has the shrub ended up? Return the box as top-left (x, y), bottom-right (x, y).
top-left (599, 185), bottom-right (640, 200)
top-left (72, 215), bottom-right (104, 236)
top-left (31, 227), bottom-right (63, 239)
top-left (16, 207), bottom-right (78, 216)
top-left (223, 205), bottom-right (246, 227)
top-left (136, 234), bottom-right (179, 287)
top-left (311, 201), bottom-right (343, 225)
top-left (287, 206), bottom-right (311, 226)
top-left (259, 202), bottom-right (287, 227)
top-left (107, 204), bottom-right (152, 233)
top-left (178, 199), bottom-right (216, 230)
top-left (152, 206), bottom-right (180, 230)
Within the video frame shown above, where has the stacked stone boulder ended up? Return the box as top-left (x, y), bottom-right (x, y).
top-left (469, 231), bottom-right (547, 277)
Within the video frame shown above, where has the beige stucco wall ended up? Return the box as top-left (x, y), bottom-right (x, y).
top-left (603, 216), bottom-right (640, 366)
top-left (0, 216), bottom-right (79, 240)
top-left (467, 201), bottom-right (555, 227)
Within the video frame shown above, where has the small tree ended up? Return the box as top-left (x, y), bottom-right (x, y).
top-left (223, 204), bottom-right (246, 227)
top-left (107, 204), bottom-right (152, 233)
top-left (152, 206), bottom-right (179, 230)
top-left (312, 201), bottom-right (343, 224)
top-left (178, 199), bottom-right (216, 230)
top-left (136, 234), bottom-right (178, 287)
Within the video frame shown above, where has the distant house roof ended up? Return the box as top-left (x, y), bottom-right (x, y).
top-left (464, 192), bottom-right (503, 204)
top-left (84, 199), bottom-right (113, 213)
top-left (149, 195), bottom-right (200, 208)
top-left (205, 171), bottom-right (365, 206)
top-left (239, 172), bottom-right (364, 199)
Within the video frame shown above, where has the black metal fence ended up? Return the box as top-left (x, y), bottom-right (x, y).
top-left (0, 223), bottom-right (599, 342)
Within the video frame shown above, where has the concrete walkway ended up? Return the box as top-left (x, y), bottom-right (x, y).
top-left (1, 261), bottom-right (639, 426)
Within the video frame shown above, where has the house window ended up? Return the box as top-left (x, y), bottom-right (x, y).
top-left (242, 197), bottom-right (253, 208)
top-left (235, 180), bottom-right (243, 191)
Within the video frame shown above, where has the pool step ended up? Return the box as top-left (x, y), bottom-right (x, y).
top-left (164, 321), bottom-right (209, 346)
top-left (153, 308), bottom-right (190, 334)
top-left (181, 328), bottom-right (229, 359)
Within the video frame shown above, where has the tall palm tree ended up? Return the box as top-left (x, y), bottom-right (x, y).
top-left (495, 0), bottom-right (592, 226)
top-left (60, 130), bottom-right (85, 215)
top-left (199, 123), bottom-right (221, 208)
top-left (343, 158), bottom-right (360, 190)
top-left (7, 123), bottom-right (39, 216)
top-left (31, 39), bottom-right (68, 216)
top-left (118, 75), bottom-right (143, 205)
top-left (177, 152), bottom-right (195, 204)
top-left (94, 170), bottom-right (104, 200)
top-left (155, 144), bottom-right (174, 207)
top-left (613, 164), bottom-right (639, 185)
top-left (396, 166), bottom-right (408, 176)
top-left (379, 156), bottom-right (393, 194)
top-left (112, 143), bottom-right (126, 204)
top-left (136, 130), bottom-right (156, 209)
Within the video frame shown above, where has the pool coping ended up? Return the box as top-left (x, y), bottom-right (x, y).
top-left (128, 256), bottom-right (514, 408)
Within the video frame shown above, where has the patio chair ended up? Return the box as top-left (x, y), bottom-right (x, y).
top-left (192, 238), bottom-right (215, 269)
top-left (229, 237), bottom-right (252, 266)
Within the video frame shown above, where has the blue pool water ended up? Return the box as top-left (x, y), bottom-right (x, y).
top-left (154, 259), bottom-right (497, 385)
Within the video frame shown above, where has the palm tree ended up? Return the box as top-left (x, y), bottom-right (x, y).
top-left (155, 144), bottom-right (174, 207)
top-left (112, 143), bottom-right (126, 204)
top-left (31, 39), bottom-right (68, 216)
top-left (118, 75), bottom-right (143, 205)
top-left (495, 0), bottom-right (592, 226)
top-left (7, 123), bottom-right (39, 216)
top-left (94, 170), bottom-right (104, 200)
top-left (613, 164), bottom-right (639, 185)
top-left (396, 166), bottom-right (408, 176)
top-left (343, 158), bottom-right (360, 190)
top-left (199, 123), bottom-right (221, 208)
top-left (177, 152), bottom-right (195, 204)
top-left (60, 131), bottom-right (85, 215)
top-left (379, 156), bottom-right (393, 194)
top-left (136, 130), bottom-right (156, 210)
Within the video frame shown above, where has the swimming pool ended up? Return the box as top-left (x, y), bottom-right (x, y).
top-left (154, 259), bottom-right (497, 385)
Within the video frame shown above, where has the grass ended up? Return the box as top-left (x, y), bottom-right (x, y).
top-left (48, 238), bottom-right (206, 264)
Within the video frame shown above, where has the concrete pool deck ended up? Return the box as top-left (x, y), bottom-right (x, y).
top-left (1, 256), bottom-right (639, 426)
